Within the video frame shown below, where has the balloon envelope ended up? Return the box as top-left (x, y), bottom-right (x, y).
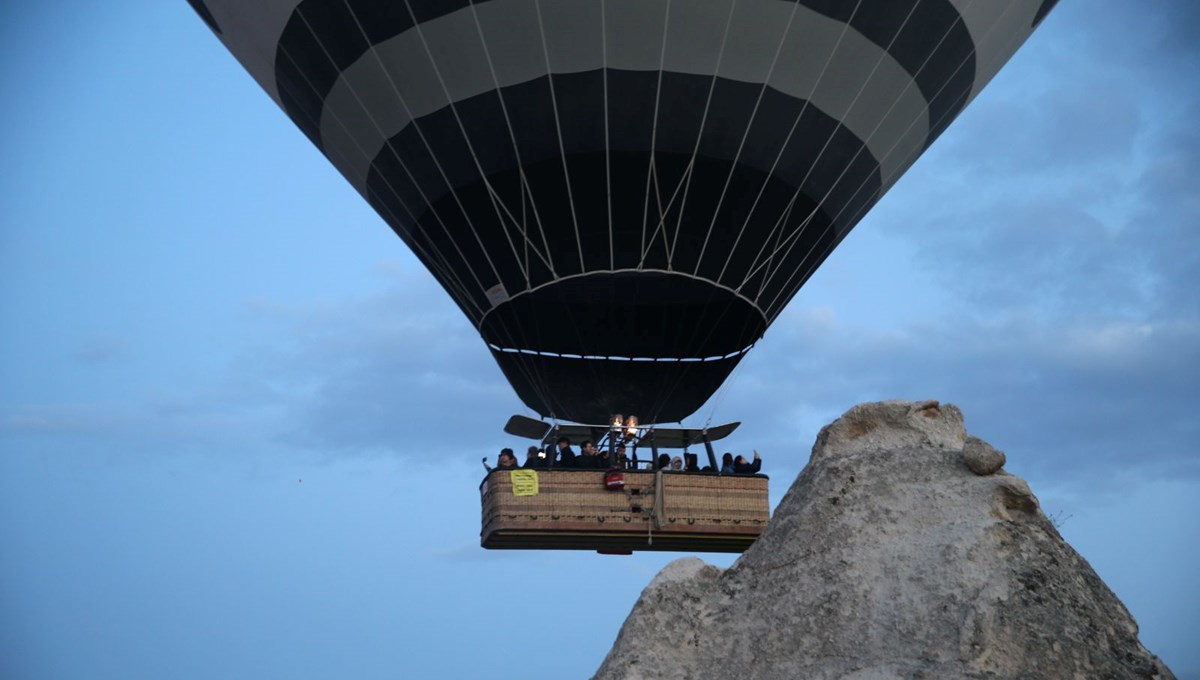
top-left (191, 0), bottom-right (1057, 423)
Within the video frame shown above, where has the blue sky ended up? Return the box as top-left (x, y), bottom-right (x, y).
top-left (1, 2), bottom-right (1197, 679)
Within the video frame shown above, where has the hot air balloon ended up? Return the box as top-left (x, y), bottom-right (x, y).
top-left (190, 0), bottom-right (1058, 552)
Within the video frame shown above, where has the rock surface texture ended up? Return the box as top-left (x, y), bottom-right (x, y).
top-left (594, 400), bottom-right (1175, 680)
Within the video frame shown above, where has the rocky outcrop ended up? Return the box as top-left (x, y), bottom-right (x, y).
top-left (594, 400), bottom-right (1174, 680)
top-left (963, 436), bottom-right (1006, 476)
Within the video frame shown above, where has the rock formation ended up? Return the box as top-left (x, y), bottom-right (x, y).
top-left (594, 400), bottom-right (1175, 680)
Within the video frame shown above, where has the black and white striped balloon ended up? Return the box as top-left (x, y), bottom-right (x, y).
top-left (191, 0), bottom-right (1057, 424)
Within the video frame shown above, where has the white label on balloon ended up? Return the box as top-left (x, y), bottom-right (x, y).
top-left (485, 283), bottom-right (509, 308)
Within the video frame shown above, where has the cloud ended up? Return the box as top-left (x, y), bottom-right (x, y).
top-left (234, 262), bottom-right (521, 459)
top-left (71, 334), bottom-right (128, 364)
top-left (720, 307), bottom-right (1200, 487)
top-left (0, 391), bottom-right (287, 460)
top-left (0, 259), bottom-right (530, 463)
top-left (0, 408), bottom-right (94, 434)
top-left (1132, 120), bottom-right (1200, 318)
top-left (869, 0), bottom-right (1200, 332)
top-left (946, 81), bottom-right (1142, 180)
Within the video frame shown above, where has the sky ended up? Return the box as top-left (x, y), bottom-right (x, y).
top-left (1, 2), bottom-right (1197, 679)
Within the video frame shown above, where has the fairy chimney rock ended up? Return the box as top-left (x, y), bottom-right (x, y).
top-left (594, 400), bottom-right (1175, 680)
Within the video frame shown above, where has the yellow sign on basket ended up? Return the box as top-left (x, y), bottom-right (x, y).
top-left (510, 470), bottom-right (539, 496)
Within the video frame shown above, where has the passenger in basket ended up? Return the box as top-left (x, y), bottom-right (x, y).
top-left (670, 456), bottom-right (683, 471)
top-left (721, 452), bottom-right (735, 474)
top-left (556, 436), bottom-right (576, 469)
top-left (733, 451), bottom-right (762, 474)
top-left (581, 440), bottom-right (607, 469)
top-left (657, 453), bottom-right (671, 470)
top-left (523, 445), bottom-right (546, 469)
top-left (497, 448), bottom-right (519, 469)
top-left (615, 443), bottom-right (634, 470)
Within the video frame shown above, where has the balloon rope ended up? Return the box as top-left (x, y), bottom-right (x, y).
top-left (665, 0), bottom-right (741, 267)
top-left (523, 0), bottom-right (614, 412)
top-left (639, 0), bottom-right (673, 269)
top-left (532, 0), bottom-right (586, 273)
top-left (744, 0), bottom-right (972, 305)
top-left (465, 0), bottom-right (564, 284)
top-left (601, 0), bottom-right (614, 271)
top-left (274, 38), bottom-right (485, 319)
top-left (702, 338), bottom-right (756, 430)
top-left (395, 0), bottom-right (536, 288)
top-left (645, 0), bottom-right (864, 423)
top-left (762, 4), bottom-right (1033, 326)
top-left (643, 295), bottom-right (756, 426)
top-left (636, 159), bottom-right (703, 269)
top-left (281, 34), bottom-right (564, 423)
top-left (464, 1), bottom-right (561, 282)
top-left (295, 5), bottom-right (496, 310)
top-left (315, 3), bottom-right (507, 299)
top-left (350, 0), bottom-right (532, 292)
top-left (487, 314), bottom-right (565, 423)
top-left (730, 0), bottom-right (920, 297)
top-left (754, 0), bottom-right (1030, 321)
top-left (691, 0), bottom-right (803, 274)
top-left (702, 0), bottom-right (867, 289)
top-left (653, 0), bottom-right (935, 425)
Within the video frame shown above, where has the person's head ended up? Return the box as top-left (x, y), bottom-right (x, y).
top-left (616, 444), bottom-right (627, 459)
top-left (670, 456), bottom-right (683, 470)
top-left (526, 446), bottom-right (540, 460)
top-left (557, 436), bottom-right (570, 450)
top-left (658, 453), bottom-right (670, 468)
top-left (499, 448), bottom-right (517, 467)
top-left (722, 452), bottom-right (733, 466)
top-left (735, 455), bottom-right (748, 466)
top-left (582, 440), bottom-right (596, 455)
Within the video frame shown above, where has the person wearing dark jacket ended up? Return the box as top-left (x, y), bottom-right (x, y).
top-left (555, 437), bottom-right (576, 469)
top-left (523, 445), bottom-right (546, 469)
top-left (580, 440), bottom-right (608, 469)
top-left (733, 451), bottom-right (762, 474)
top-left (720, 452), bottom-right (735, 474)
top-left (615, 444), bottom-right (638, 470)
top-left (497, 448), bottom-right (519, 469)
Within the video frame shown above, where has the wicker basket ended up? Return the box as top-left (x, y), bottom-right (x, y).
top-left (480, 469), bottom-right (769, 552)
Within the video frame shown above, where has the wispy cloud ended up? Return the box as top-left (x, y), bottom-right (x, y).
top-left (721, 307), bottom-right (1200, 486)
top-left (233, 262), bottom-right (522, 458)
top-left (71, 334), bottom-right (129, 365)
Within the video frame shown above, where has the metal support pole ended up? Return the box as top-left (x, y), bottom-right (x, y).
top-left (650, 430), bottom-right (660, 471)
top-left (702, 430), bottom-right (718, 471)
